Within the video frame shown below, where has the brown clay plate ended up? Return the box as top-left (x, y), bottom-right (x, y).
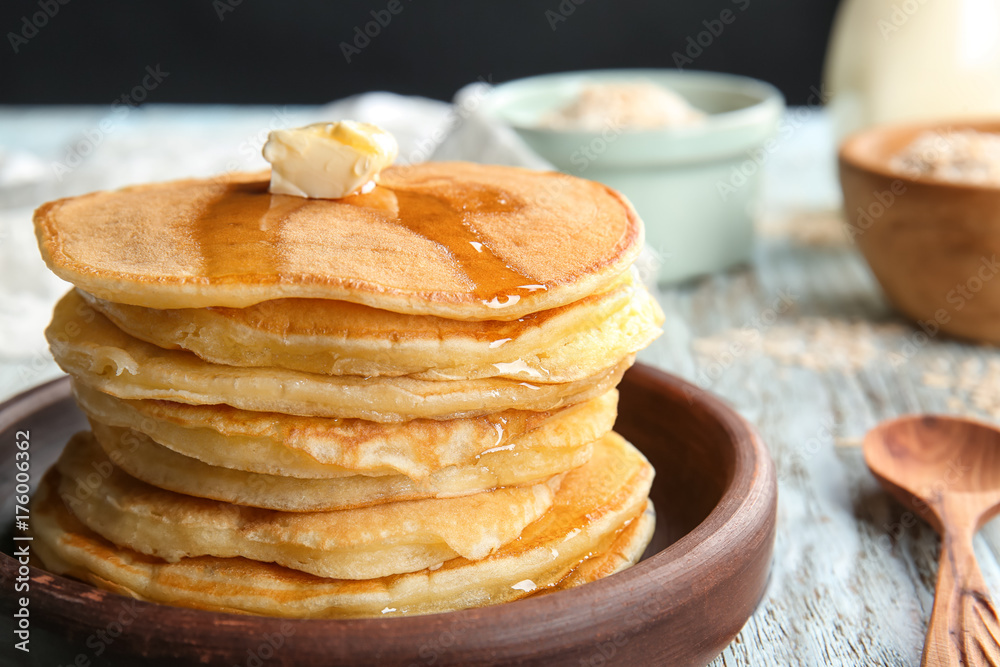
top-left (0, 363), bottom-right (776, 667)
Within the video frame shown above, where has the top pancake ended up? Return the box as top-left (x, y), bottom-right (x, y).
top-left (34, 163), bottom-right (643, 319)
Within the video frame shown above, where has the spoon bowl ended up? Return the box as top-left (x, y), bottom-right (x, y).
top-left (865, 415), bottom-right (1000, 667)
top-left (865, 416), bottom-right (1000, 533)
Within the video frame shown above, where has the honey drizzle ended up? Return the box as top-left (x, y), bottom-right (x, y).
top-left (191, 180), bottom-right (307, 278)
top-left (387, 186), bottom-right (535, 302)
top-left (192, 179), bottom-right (543, 303)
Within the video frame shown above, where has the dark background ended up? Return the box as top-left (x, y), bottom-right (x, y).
top-left (1, 0), bottom-right (841, 105)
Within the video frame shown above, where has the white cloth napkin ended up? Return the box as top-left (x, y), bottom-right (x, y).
top-left (312, 85), bottom-right (553, 170)
top-left (0, 89), bottom-right (553, 384)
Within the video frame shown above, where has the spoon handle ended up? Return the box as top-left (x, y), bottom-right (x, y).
top-left (922, 527), bottom-right (1000, 667)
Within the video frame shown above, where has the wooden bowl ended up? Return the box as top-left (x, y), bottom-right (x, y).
top-left (0, 364), bottom-right (776, 667)
top-left (839, 120), bottom-right (1000, 344)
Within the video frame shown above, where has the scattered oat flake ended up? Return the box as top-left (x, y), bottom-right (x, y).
top-left (693, 318), bottom-right (906, 373)
top-left (756, 209), bottom-right (849, 247)
top-left (947, 397), bottom-right (966, 413)
top-left (922, 372), bottom-right (951, 388)
top-left (920, 358), bottom-right (1000, 419)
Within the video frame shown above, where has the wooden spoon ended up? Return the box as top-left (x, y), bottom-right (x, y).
top-left (864, 415), bottom-right (1000, 666)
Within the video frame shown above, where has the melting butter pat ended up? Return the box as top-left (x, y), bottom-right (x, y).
top-left (262, 121), bottom-right (398, 199)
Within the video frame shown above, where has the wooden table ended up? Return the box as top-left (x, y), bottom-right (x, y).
top-left (1, 104), bottom-right (997, 666)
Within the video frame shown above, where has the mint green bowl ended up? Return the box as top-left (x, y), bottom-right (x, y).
top-left (482, 69), bottom-right (784, 284)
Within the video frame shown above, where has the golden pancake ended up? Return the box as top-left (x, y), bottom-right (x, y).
top-left (89, 420), bottom-right (592, 512)
top-left (32, 432), bottom-right (654, 618)
top-left (55, 432), bottom-right (562, 579)
top-left (73, 382), bottom-right (618, 480)
top-left (77, 272), bottom-right (663, 382)
top-left (49, 290), bottom-right (631, 421)
top-left (545, 501), bottom-right (656, 590)
top-left (34, 164), bottom-right (642, 318)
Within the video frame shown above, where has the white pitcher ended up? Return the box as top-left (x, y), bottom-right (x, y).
top-left (825, 0), bottom-right (1000, 140)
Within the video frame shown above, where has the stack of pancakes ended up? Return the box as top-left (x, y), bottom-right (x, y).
top-left (30, 162), bottom-right (663, 618)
